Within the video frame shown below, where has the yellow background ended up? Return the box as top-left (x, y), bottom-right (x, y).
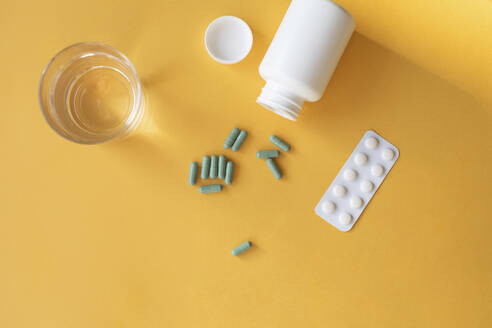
top-left (1, 0), bottom-right (491, 327)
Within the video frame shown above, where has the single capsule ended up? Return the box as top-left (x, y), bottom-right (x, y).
top-left (210, 155), bottom-right (218, 179)
top-left (232, 241), bottom-right (252, 256)
top-left (189, 162), bottom-right (198, 186)
top-left (218, 155), bottom-right (227, 179)
top-left (199, 184), bottom-right (223, 194)
top-left (201, 155), bottom-right (211, 179)
top-left (266, 158), bottom-right (282, 179)
top-left (225, 161), bottom-right (235, 185)
top-left (224, 127), bottom-right (241, 149)
top-left (256, 149), bottom-right (280, 158)
top-left (232, 130), bottom-right (248, 152)
top-left (269, 135), bottom-right (290, 152)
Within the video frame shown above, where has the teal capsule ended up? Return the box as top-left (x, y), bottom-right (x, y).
top-left (210, 155), bottom-right (218, 179)
top-left (201, 156), bottom-right (210, 179)
top-left (199, 184), bottom-right (223, 194)
top-left (231, 130), bottom-right (248, 152)
top-left (189, 162), bottom-right (198, 186)
top-left (225, 161), bottom-right (234, 185)
top-left (232, 241), bottom-right (252, 256)
top-left (224, 127), bottom-right (241, 149)
top-left (266, 158), bottom-right (282, 179)
top-left (256, 149), bottom-right (280, 159)
top-left (270, 135), bottom-right (290, 152)
top-left (218, 155), bottom-right (227, 179)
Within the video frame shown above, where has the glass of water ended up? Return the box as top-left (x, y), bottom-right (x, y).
top-left (39, 42), bottom-right (145, 144)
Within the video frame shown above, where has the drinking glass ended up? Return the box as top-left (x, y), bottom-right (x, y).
top-left (39, 42), bottom-right (145, 144)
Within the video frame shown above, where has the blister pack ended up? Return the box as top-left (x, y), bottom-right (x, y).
top-left (315, 130), bottom-right (399, 231)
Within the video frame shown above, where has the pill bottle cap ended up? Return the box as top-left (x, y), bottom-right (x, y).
top-left (204, 16), bottom-right (253, 65)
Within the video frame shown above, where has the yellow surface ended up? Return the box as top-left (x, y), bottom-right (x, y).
top-left (1, 1), bottom-right (491, 327)
top-left (336, 0), bottom-right (492, 105)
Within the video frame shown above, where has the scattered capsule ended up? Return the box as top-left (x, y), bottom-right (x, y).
top-left (210, 155), bottom-right (218, 179)
top-left (218, 155), bottom-right (227, 179)
top-left (189, 162), bottom-right (198, 186)
top-left (232, 241), bottom-right (252, 256)
top-left (201, 155), bottom-right (210, 179)
top-left (266, 158), bottom-right (282, 179)
top-left (225, 161), bottom-right (235, 185)
top-left (224, 127), bottom-right (241, 149)
top-left (256, 149), bottom-right (280, 159)
top-left (199, 184), bottom-right (223, 194)
top-left (269, 135), bottom-right (290, 152)
top-left (232, 130), bottom-right (248, 152)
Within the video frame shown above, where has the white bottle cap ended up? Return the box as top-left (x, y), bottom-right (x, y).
top-left (204, 16), bottom-right (253, 65)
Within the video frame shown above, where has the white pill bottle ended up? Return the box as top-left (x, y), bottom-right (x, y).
top-left (257, 0), bottom-right (355, 121)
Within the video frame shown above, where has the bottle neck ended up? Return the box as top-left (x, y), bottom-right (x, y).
top-left (256, 81), bottom-right (304, 121)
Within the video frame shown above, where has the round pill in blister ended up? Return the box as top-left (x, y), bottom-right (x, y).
top-left (360, 180), bottom-right (374, 193)
top-left (350, 196), bottom-right (364, 209)
top-left (354, 152), bottom-right (368, 166)
top-left (365, 137), bottom-right (379, 149)
top-left (332, 184), bottom-right (347, 198)
top-left (343, 168), bottom-right (358, 181)
top-left (371, 164), bottom-right (385, 177)
top-left (339, 212), bottom-right (352, 226)
top-left (382, 148), bottom-right (395, 161)
top-left (321, 200), bottom-right (336, 214)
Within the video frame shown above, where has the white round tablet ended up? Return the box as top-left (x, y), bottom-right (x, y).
top-left (354, 152), bottom-right (368, 166)
top-left (321, 200), bottom-right (336, 214)
top-left (343, 168), bottom-right (358, 181)
top-left (382, 148), bottom-right (395, 161)
top-left (364, 136), bottom-right (379, 149)
top-left (332, 184), bottom-right (347, 198)
top-left (338, 212), bottom-right (352, 226)
top-left (371, 164), bottom-right (384, 177)
top-left (360, 180), bottom-right (374, 193)
top-left (204, 16), bottom-right (253, 64)
top-left (350, 196), bottom-right (364, 209)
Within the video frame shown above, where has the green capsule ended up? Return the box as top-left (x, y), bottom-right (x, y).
top-left (201, 155), bottom-right (210, 179)
top-left (270, 135), bottom-right (290, 152)
top-left (256, 149), bottom-right (280, 159)
top-left (199, 184), bottom-right (223, 194)
top-left (224, 127), bottom-right (241, 149)
top-left (266, 158), bottom-right (282, 179)
top-left (225, 161), bottom-right (234, 185)
top-left (189, 162), bottom-right (198, 186)
top-left (232, 241), bottom-right (252, 256)
top-left (218, 155), bottom-right (227, 179)
top-left (210, 155), bottom-right (218, 179)
top-left (231, 130), bottom-right (248, 152)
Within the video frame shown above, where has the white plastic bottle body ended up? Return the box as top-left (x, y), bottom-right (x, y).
top-left (257, 0), bottom-right (355, 121)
